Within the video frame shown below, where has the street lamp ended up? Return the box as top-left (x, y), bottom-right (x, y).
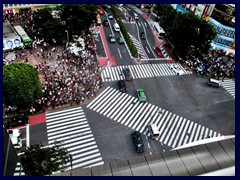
top-left (65, 30), bottom-right (69, 44)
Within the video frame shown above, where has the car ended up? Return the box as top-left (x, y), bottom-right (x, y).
top-left (140, 32), bottom-right (146, 39)
top-left (169, 64), bottom-right (184, 75)
top-left (6, 113), bottom-right (29, 129)
top-left (132, 131), bottom-right (144, 153)
top-left (97, 9), bottom-right (104, 15)
top-left (109, 35), bottom-right (116, 43)
top-left (118, 80), bottom-right (127, 92)
top-left (148, 124), bottom-right (160, 139)
top-left (117, 36), bottom-right (124, 44)
top-left (108, 13), bottom-right (113, 19)
top-left (154, 47), bottom-right (163, 56)
top-left (137, 88), bottom-right (147, 102)
top-left (122, 67), bottom-right (132, 81)
top-left (103, 20), bottom-right (109, 26)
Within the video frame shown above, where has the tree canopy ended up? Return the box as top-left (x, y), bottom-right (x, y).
top-left (32, 5), bottom-right (97, 44)
top-left (59, 4), bottom-right (97, 37)
top-left (3, 62), bottom-right (42, 109)
top-left (154, 4), bottom-right (217, 56)
top-left (19, 144), bottom-right (70, 176)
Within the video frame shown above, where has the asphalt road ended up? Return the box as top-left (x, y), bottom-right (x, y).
top-left (28, 4), bottom-right (235, 168)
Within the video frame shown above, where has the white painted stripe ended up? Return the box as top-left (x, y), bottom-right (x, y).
top-left (106, 93), bottom-right (131, 118)
top-left (177, 119), bottom-right (190, 147)
top-left (46, 106), bottom-right (82, 116)
top-left (131, 103), bottom-right (152, 129)
top-left (135, 105), bottom-right (155, 131)
top-left (194, 125), bottom-right (202, 142)
top-left (71, 157), bottom-right (103, 169)
top-left (112, 96), bottom-right (136, 120)
top-left (48, 131), bottom-right (93, 144)
top-left (47, 121), bottom-right (88, 133)
top-left (171, 117), bottom-right (184, 148)
top-left (98, 90), bottom-right (120, 114)
top-left (121, 101), bottom-right (142, 125)
top-left (116, 98), bottom-right (138, 123)
top-left (139, 106), bottom-right (159, 132)
top-left (47, 118), bottom-right (87, 129)
top-left (87, 87), bottom-right (111, 108)
top-left (48, 124), bottom-right (90, 137)
top-left (48, 127), bottom-right (91, 140)
top-left (163, 114), bottom-right (178, 144)
top-left (102, 92), bottom-right (126, 116)
top-left (189, 123), bottom-right (198, 143)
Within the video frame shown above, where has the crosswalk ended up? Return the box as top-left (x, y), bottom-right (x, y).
top-left (128, 33), bottom-right (147, 59)
top-left (87, 87), bottom-right (222, 149)
top-left (101, 63), bottom-right (192, 82)
top-left (221, 79), bottom-right (235, 98)
top-left (46, 106), bottom-right (104, 171)
top-left (14, 162), bottom-right (25, 176)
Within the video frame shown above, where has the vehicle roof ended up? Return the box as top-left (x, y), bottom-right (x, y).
top-left (209, 78), bottom-right (220, 83)
top-left (149, 124), bottom-right (159, 132)
top-left (137, 88), bottom-right (144, 91)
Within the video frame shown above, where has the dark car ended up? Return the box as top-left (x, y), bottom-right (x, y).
top-left (123, 67), bottom-right (132, 81)
top-left (132, 131), bottom-right (144, 153)
top-left (140, 32), bottom-right (146, 39)
top-left (118, 80), bottom-right (127, 92)
top-left (6, 113), bottom-right (29, 129)
top-left (103, 20), bottom-right (109, 26)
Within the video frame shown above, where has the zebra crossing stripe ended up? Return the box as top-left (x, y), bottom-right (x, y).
top-left (46, 106), bottom-right (104, 170)
top-left (169, 116), bottom-right (183, 148)
top-left (101, 63), bottom-right (193, 82)
top-left (87, 87), bottom-right (222, 148)
top-left (87, 87), bottom-right (111, 108)
top-left (221, 79), bottom-right (235, 98)
top-left (112, 97), bottom-right (137, 120)
top-left (161, 114), bottom-right (177, 143)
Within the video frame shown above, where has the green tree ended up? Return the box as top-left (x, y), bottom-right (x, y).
top-left (59, 4), bottom-right (97, 38)
top-left (3, 62), bottom-right (42, 110)
top-left (19, 144), bottom-right (70, 176)
top-left (33, 8), bottom-right (65, 44)
top-left (154, 4), bottom-right (217, 57)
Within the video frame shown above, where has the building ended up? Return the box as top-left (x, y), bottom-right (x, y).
top-left (171, 4), bottom-right (235, 54)
top-left (3, 4), bottom-right (54, 14)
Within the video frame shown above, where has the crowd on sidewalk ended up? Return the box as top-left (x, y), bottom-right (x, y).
top-left (3, 9), bottom-right (102, 115)
top-left (180, 49), bottom-right (235, 80)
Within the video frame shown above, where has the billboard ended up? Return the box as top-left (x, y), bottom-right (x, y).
top-left (3, 37), bottom-right (23, 51)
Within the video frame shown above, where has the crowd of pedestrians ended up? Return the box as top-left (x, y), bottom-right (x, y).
top-left (3, 9), bottom-right (102, 115)
top-left (180, 49), bottom-right (235, 80)
top-left (34, 40), bottom-right (102, 112)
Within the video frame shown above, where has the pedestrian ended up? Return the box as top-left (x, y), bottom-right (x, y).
top-left (37, 51), bottom-right (40, 57)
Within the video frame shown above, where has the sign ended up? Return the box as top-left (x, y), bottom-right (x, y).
top-left (3, 37), bottom-right (22, 51)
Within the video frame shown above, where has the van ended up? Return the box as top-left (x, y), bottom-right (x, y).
top-left (134, 13), bottom-right (139, 20)
top-left (153, 22), bottom-right (165, 38)
top-left (113, 23), bottom-right (120, 32)
top-left (207, 78), bottom-right (221, 88)
top-left (148, 124), bottom-right (160, 139)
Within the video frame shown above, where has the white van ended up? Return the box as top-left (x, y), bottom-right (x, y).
top-left (148, 124), bottom-right (160, 139)
top-left (207, 78), bottom-right (221, 88)
top-left (134, 13), bottom-right (139, 20)
top-left (153, 22), bottom-right (165, 38)
top-left (113, 23), bottom-right (120, 32)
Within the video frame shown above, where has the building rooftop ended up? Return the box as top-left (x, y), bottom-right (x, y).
top-left (3, 22), bottom-right (19, 40)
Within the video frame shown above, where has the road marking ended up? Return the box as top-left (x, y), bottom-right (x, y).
top-left (148, 143), bottom-right (150, 148)
top-left (150, 152), bottom-right (152, 155)
top-left (117, 48), bottom-right (122, 59)
top-left (144, 22), bottom-right (147, 27)
top-left (146, 46), bottom-right (150, 54)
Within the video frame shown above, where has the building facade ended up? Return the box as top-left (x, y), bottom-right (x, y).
top-left (171, 4), bottom-right (235, 54)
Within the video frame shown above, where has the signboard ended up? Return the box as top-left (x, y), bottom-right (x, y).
top-left (195, 4), bottom-right (205, 17)
top-left (3, 37), bottom-right (23, 51)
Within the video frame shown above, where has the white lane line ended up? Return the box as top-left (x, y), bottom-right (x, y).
top-left (146, 46), bottom-right (150, 54)
top-left (118, 48), bottom-right (122, 59)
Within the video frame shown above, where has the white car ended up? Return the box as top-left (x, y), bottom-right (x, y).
top-left (169, 64), bottom-right (184, 76)
top-left (148, 124), bottom-right (160, 139)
